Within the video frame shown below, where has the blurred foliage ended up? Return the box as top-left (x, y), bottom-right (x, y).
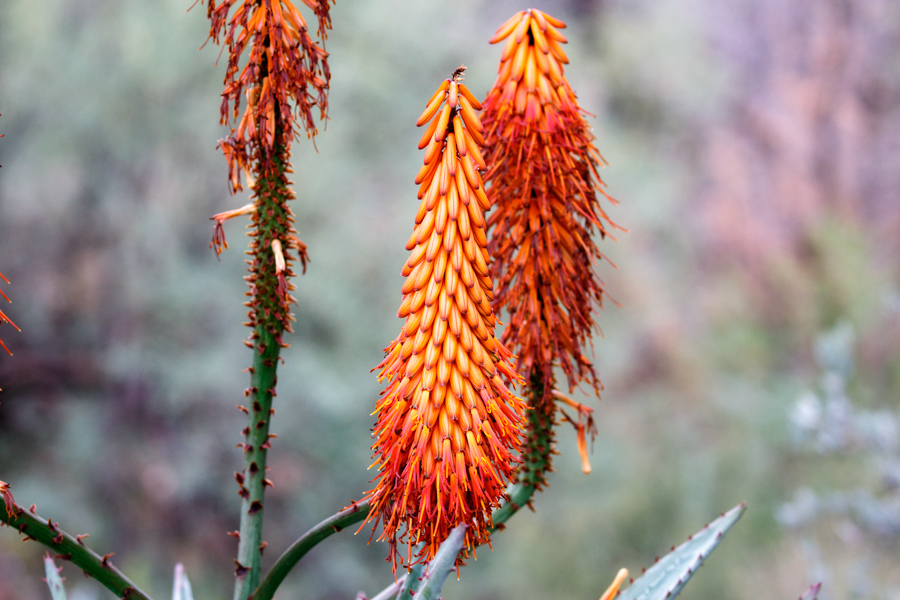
top-left (0, 0), bottom-right (898, 599)
top-left (780, 322), bottom-right (900, 600)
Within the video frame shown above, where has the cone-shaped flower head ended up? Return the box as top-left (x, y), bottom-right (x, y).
top-left (483, 9), bottom-right (621, 401)
top-left (366, 68), bottom-right (526, 568)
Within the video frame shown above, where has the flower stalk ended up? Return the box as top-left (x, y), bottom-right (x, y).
top-left (204, 0), bottom-right (332, 597)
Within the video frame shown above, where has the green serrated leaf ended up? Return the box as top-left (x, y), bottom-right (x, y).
top-left (411, 524), bottom-right (467, 600)
top-left (798, 583), bottom-right (822, 600)
top-left (172, 563), bottom-right (195, 600)
top-left (43, 555), bottom-right (68, 600)
top-left (618, 503), bottom-right (746, 600)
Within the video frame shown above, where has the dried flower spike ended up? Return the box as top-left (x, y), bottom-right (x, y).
top-left (206, 0), bottom-right (333, 191)
top-left (365, 67), bottom-right (526, 569)
top-left (482, 9), bottom-right (622, 486)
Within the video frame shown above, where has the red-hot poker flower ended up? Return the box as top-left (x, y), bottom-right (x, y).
top-left (482, 10), bottom-right (622, 484)
top-left (365, 67), bottom-right (526, 568)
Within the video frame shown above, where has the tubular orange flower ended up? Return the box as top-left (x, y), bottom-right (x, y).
top-left (482, 9), bottom-right (622, 487)
top-left (365, 67), bottom-right (526, 569)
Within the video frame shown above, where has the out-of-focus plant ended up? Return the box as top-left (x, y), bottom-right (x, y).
top-left (779, 321), bottom-right (900, 599)
top-left (0, 5), bottom-right (799, 600)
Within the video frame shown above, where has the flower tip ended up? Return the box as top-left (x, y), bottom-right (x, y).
top-left (598, 568), bottom-right (629, 600)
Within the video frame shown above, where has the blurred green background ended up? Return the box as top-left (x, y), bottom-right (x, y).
top-left (1, 0), bottom-right (899, 598)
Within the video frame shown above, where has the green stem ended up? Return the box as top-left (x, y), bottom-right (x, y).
top-left (254, 373), bottom-right (550, 599)
top-left (254, 477), bottom-right (536, 600)
top-left (0, 505), bottom-right (152, 599)
top-left (233, 325), bottom-right (281, 600)
top-left (252, 499), bottom-right (371, 600)
top-left (491, 481), bottom-right (536, 530)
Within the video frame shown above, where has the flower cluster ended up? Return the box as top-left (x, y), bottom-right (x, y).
top-left (205, 0), bottom-right (327, 342)
top-left (206, 0), bottom-right (332, 191)
top-left (482, 9), bottom-right (621, 485)
top-left (366, 68), bottom-right (526, 568)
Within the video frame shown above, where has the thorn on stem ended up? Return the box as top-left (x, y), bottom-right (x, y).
top-left (234, 560), bottom-right (250, 578)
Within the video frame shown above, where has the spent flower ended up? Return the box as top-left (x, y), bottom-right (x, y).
top-left (482, 9), bottom-right (622, 485)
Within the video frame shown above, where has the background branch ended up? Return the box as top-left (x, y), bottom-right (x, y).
top-left (0, 503), bottom-right (153, 600)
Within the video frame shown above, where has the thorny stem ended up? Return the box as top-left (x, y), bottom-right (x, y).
top-left (256, 423), bottom-right (544, 600)
top-left (253, 500), bottom-right (371, 600)
top-left (0, 505), bottom-right (153, 600)
top-left (233, 130), bottom-right (294, 599)
top-left (512, 369), bottom-right (556, 493)
top-left (234, 326), bottom-right (281, 600)
top-left (254, 469), bottom-right (538, 600)
top-left (491, 371), bottom-right (549, 529)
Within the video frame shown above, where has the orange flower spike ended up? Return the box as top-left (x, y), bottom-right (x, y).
top-left (483, 10), bottom-right (623, 489)
top-left (366, 66), bottom-right (526, 570)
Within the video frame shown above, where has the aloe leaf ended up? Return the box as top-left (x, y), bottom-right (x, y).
top-left (618, 503), bottom-right (746, 600)
top-left (43, 555), bottom-right (68, 600)
top-left (411, 524), bottom-right (467, 600)
top-left (798, 582), bottom-right (822, 600)
top-left (172, 563), bottom-right (195, 600)
top-left (397, 563), bottom-right (426, 598)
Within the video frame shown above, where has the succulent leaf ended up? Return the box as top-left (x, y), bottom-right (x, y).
top-left (798, 582), bottom-right (822, 600)
top-left (411, 524), bottom-right (467, 600)
top-left (396, 563), bottom-right (426, 599)
top-left (618, 503), bottom-right (746, 600)
top-left (43, 555), bottom-right (68, 600)
top-left (172, 563), bottom-right (195, 600)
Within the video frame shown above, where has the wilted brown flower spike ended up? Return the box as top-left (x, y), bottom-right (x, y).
top-left (482, 10), bottom-right (622, 486)
top-left (365, 68), bottom-right (526, 569)
top-left (207, 0), bottom-right (332, 192)
top-left (205, 0), bottom-right (331, 334)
